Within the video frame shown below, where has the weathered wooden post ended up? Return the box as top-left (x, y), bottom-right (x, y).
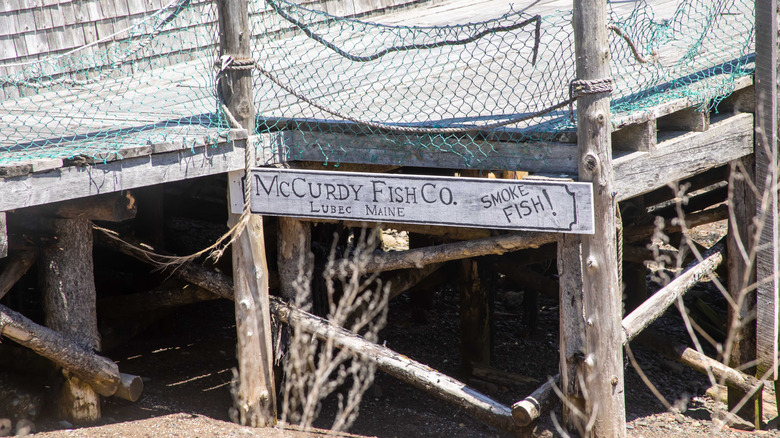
top-left (559, 0), bottom-right (627, 435)
top-left (39, 218), bottom-right (102, 424)
top-left (217, 0), bottom-right (277, 426)
top-left (754, 0), bottom-right (780, 410)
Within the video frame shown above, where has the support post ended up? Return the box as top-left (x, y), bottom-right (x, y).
top-left (39, 218), bottom-right (101, 424)
top-left (727, 157), bottom-right (760, 427)
top-left (754, 0), bottom-right (780, 389)
top-left (0, 212), bottom-right (6, 259)
top-left (278, 217), bottom-right (312, 306)
top-left (218, 0), bottom-right (276, 426)
top-left (571, 0), bottom-right (626, 435)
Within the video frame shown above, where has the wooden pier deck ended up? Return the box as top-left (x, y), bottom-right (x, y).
top-left (0, 0), bottom-right (755, 212)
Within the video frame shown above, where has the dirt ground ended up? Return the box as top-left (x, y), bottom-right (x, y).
top-left (2, 217), bottom-right (779, 438)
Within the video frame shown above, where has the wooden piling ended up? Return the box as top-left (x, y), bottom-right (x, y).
top-left (571, 0), bottom-right (626, 435)
top-left (218, 0), bottom-right (276, 426)
top-left (39, 218), bottom-right (102, 424)
top-left (754, 0), bottom-right (780, 393)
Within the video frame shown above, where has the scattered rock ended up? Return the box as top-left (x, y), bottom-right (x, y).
top-left (712, 409), bottom-right (755, 431)
top-left (13, 419), bottom-right (34, 437)
top-left (0, 419), bottom-right (11, 437)
top-left (58, 420), bottom-right (74, 430)
top-left (0, 372), bottom-right (43, 422)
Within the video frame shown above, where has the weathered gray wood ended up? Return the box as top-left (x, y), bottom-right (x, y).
top-left (511, 376), bottom-right (559, 427)
top-left (0, 142), bottom-right (245, 212)
top-left (459, 257), bottom-right (491, 376)
top-left (726, 156), bottom-right (760, 425)
top-left (269, 295), bottom-right (514, 432)
top-left (0, 251), bottom-right (36, 301)
top-left (556, 233), bottom-right (585, 430)
top-left (219, 0), bottom-right (276, 426)
top-left (52, 192), bottom-right (137, 222)
top-left (0, 212), bottom-right (6, 259)
top-left (657, 107), bottom-right (710, 132)
top-left (250, 168), bottom-right (595, 233)
top-left (622, 241), bottom-right (725, 343)
top-left (334, 231), bottom-right (557, 275)
top-left (39, 218), bottom-right (101, 424)
top-left (572, 0), bottom-right (625, 435)
top-left (614, 113), bottom-right (754, 202)
top-left (0, 304), bottom-right (142, 402)
top-left (754, 0), bottom-right (780, 382)
top-left (281, 130), bottom-right (580, 174)
top-left (278, 216), bottom-right (313, 305)
top-left (612, 120), bottom-right (656, 152)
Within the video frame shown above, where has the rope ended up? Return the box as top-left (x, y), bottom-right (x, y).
top-left (221, 57), bottom-right (613, 135)
top-left (616, 206), bottom-right (624, 297)
top-left (608, 24), bottom-right (658, 65)
top-left (266, 0), bottom-right (542, 65)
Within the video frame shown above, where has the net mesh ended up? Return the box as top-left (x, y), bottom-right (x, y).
top-left (0, 0), bottom-right (755, 169)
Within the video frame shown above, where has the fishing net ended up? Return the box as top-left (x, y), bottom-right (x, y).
top-left (0, 0), bottom-right (755, 168)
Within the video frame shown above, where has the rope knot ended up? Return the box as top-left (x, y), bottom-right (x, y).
top-left (568, 77), bottom-right (614, 122)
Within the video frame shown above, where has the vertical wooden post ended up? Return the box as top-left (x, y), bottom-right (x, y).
top-left (727, 156), bottom-right (761, 427)
top-left (39, 218), bottom-right (101, 424)
top-left (278, 216), bottom-right (312, 306)
top-left (557, 234), bottom-right (586, 430)
top-left (218, 0), bottom-right (277, 426)
top-left (571, 0), bottom-right (626, 435)
top-left (0, 212), bottom-right (7, 259)
top-left (459, 258), bottom-right (491, 377)
top-left (754, 0), bottom-right (780, 387)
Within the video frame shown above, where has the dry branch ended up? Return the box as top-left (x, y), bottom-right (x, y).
top-left (0, 304), bottom-right (141, 401)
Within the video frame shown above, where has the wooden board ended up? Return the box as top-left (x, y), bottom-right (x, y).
top-left (245, 168), bottom-right (594, 233)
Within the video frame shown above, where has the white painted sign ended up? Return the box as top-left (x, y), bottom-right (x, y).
top-left (244, 168), bottom-right (595, 234)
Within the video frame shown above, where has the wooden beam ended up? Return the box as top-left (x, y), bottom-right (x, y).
top-left (269, 295), bottom-right (514, 432)
top-left (0, 212), bottom-right (6, 259)
top-left (0, 141), bottom-right (245, 213)
top-left (0, 251), bottom-right (35, 301)
top-left (754, 0), bottom-right (780, 383)
top-left (39, 218), bottom-right (102, 424)
top-left (556, 233), bottom-right (586, 430)
top-left (657, 107), bottom-right (710, 132)
top-left (51, 192), bottom-right (137, 222)
top-left (384, 263), bottom-right (444, 300)
top-left (278, 216), bottom-right (312, 305)
top-left (333, 231), bottom-right (557, 275)
top-left (0, 304), bottom-right (142, 402)
top-left (727, 157), bottom-right (760, 426)
top-left (614, 113), bottom-right (754, 202)
top-left (622, 241), bottom-right (725, 343)
top-left (572, 0), bottom-right (626, 434)
top-left (218, 0), bottom-right (276, 426)
top-left (281, 130), bottom-right (579, 174)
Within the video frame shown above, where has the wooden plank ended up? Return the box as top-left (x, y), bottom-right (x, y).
top-left (248, 168), bottom-right (595, 233)
top-left (613, 112), bottom-right (754, 202)
top-left (755, 0), bottom-right (780, 383)
top-left (0, 141), bottom-right (244, 212)
top-left (727, 156), bottom-right (760, 426)
top-left (281, 130), bottom-right (579, 174)
top-left (571, 0), bottom-right (625, 436)
top-left (0, 212), bottom-right (6, 259)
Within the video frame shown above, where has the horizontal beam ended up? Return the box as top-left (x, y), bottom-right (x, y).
top-left (0, 141), bottom-right (246, 212)
top-left (614, 113), bottom-right (753, 202)
top-left (275, 130), bottom-right (579, 174)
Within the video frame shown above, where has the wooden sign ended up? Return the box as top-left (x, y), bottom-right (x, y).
top-left (241, 168), bottom-right (595, 234)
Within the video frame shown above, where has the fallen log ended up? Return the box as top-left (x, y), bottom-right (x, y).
top-left (0, 304), bottom-right (142, 401)
top-left (0, 251), bottom-right (36, 301)
top-left (622, 239), bottom-right (725, 343)
top-left (512, 239), bottom-right (752, 427)
top-left (511, 376), bottom-right (559, 427)
top-left (269, 296), bottom-right (514, 432)
top-left (334, 232), bottom-right (558, 275)
top-left (100, 240), bottom-right (513, 431)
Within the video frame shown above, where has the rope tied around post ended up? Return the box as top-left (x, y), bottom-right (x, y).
top-left (569, 77), bottom-right (614, 122)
